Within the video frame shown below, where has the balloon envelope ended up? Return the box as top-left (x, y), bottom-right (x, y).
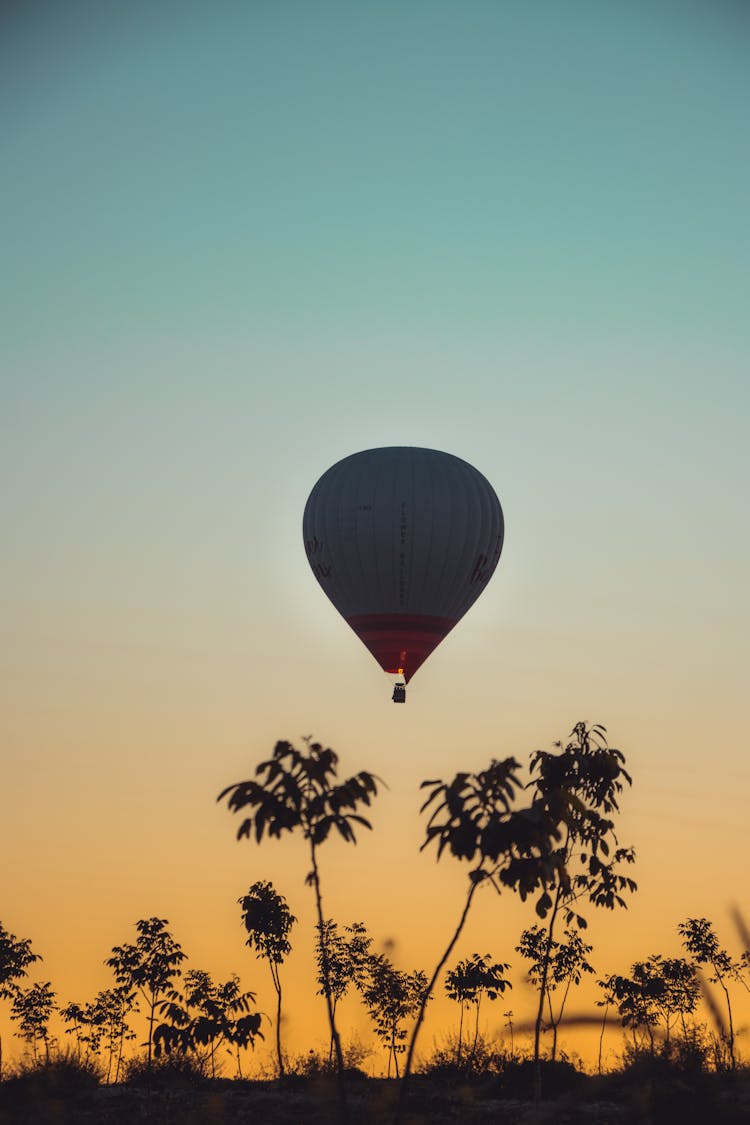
top-left (302, 447), bottom-right (504, 684)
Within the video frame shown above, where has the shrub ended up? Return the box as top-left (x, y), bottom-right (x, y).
top-left (491, 1057), bottom-right (587, 1099)
top-left (122, 1050), bottom-right (208, 1087)
top-left (285, 1038), bottom-right (371, 1081)
top-left (0, 1049), bottom-right (102, 1107)
top-left (421, 1032), bottom-right (506, 1080)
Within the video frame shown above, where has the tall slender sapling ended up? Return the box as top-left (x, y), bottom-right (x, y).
top-left (219, 736), bottom-right (381, 1121)
top-left (239, 880), bottom-right (296, 1077)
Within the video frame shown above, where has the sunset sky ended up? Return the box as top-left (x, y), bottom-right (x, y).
top-left (2, 1), bottom-right (749, 1071)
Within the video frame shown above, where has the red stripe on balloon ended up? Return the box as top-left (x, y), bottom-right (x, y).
top-left (346, 613), bottom-right (457, 683)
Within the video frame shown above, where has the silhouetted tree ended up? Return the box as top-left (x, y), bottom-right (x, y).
top-left (361, 954), bottom-right (427, 1077)
top-left (526, 722), bottom-right (636, 1065)
top-left (395, 756), bottom-right (568, 1122)
top-left (91, 988), bottom-right (137, 1082)
top-left (60, 1000), bottom-right (89, 1058)
top-left (106, 917), bottom-right (186, 1069)
top-left (239, 880), bottom-right (296, 1078)
top-left (602, 957), bottom-right (698, 1063)
top-left (651, 955), bottom-right (700, 1048)
top-left (11, 981), bottom-right (56, 1062)
top-left (0, 922), bottom-right (40, 1079)
top-left (219, 736), bottom-right (381, 1121)
top-left (445, 953), bottom-right (511, 1070)
top-left (595, 973), bottom-right (619, 1074)
top-left (516, 924), bottom-right (594, 1060)
top-left (609, 961), bottom-right (664, 1054)
top-left (155, 969), bottom-right (262, 1077)
top-left (503, 1009), bottom-right (515, 1056)
top-left (679, 916), bottom-right (746, 1068)
top-left (315, 920), bottom-right (372, 1062)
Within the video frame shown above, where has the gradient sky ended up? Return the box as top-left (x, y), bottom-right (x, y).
top-left (2, 1), bottom-right (749, 1070)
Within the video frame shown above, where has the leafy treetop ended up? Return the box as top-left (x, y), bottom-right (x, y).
top-left (219, 738), bottom-right (382, 853)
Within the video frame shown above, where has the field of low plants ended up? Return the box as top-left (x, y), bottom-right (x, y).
top-left (2, 723), bottom-right (749, 1123)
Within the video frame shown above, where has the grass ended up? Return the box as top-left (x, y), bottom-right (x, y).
top-left (1, 1048), bottom-right (750, 1123)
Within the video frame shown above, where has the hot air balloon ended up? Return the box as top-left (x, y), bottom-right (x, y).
top-left (302, 447), bottom-right (504, 701)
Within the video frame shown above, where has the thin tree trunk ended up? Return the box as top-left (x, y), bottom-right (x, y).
top-left (532, 861), bottom-right (568, 1103)
top-left (547, 986), bottom-right (556, 1060)
top-left (395, 878), bottom-right (479, 1125)
top-left (598, 1002), bottom-right (609, 1075)
top-left (116, 1023), bottom-right (125, 1083)
top-left (552, 973), bottom-right (574, 1062)
top-left (329, 998), bottom-right (338, 1066)
top-left (456, 1003), bottom-right (464, 1067)
top-left (534, 880), bottom-right (563, 1063)
top-left (469, 995), bottom-right (481, 1072)
top-left (147, 990), bottom-right (156, 1069)
top-left (716, 974), bottom-right (735, 1068)
top-left (268, 959), bottom-right (285, 1079)
top-left (309, 841), bottom-right (348, 1125)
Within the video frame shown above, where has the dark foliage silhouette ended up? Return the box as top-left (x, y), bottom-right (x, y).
top-left (526, 721), bottom-right (636, 1066)
top-left (10, 982), bottom-right (56, 1062)
top-left (395, 755), bottom-right (570, 1123)
top-left (444, 953), bottom-right (511, 1071)
top-left (360, 954), bottom-right (427, 1077)
top-left (106, 918), bottom-right (186, 1069)
top-left (239, 880), bottom-right (296, 1078)
top-left (315, 920), bottom-right (372, 1062)
top-left (0, 923), bottom-right (40, 1080)
top-left (606, 955), bottom-right (699, 1057)
top-left (516, 924), bottom-right (594, 1061)
top-left (86, 989), bottom-right (136, 1083)
top-left (154, 970), bottom-right (262, 1077)
top-left (219, 735), bottom-right (382, 1121)
top-left (62, 995), bottom-right (134, 1072)
top-left (679, 916), bottom-right (748, 1069)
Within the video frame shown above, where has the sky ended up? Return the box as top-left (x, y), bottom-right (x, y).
top-left (2, 0), bottom-right (749, 1072)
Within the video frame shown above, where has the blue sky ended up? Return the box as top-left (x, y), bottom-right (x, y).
top-left (1, 0), bottom-right (749, 1066)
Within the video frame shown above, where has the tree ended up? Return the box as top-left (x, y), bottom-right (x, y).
top-left (11, 981), bottom-right (56, 1062)
top-left (679, 916), bottom-right (746, 1068)
top-left (444, 953), bottom-right (511, 1070)
top-left (607, 956), bottom-right (698, 1059)
top-left (315, 920), bottom-right (372, 1062)
top-left (154, 969), bottom-right (262, 1077)
top-left (395, 755), bottom-right (569, 1122)
top-left (649, 956), bottom-right (700, 1048)
top-left (61, 989), bottom-right (136, 1080)
top-left (516, 925), bottom-right (594, 1060)
top-left (238, 880), bottom-right (296, 1078)
top-left (608, 961), bottom-right (665, 1055)
top-left (91, 988), bottom-right (137, 1083)
top-left (60, 1000), bottom-right (89, 1059)
top-left (526, 722), bottom-right (636, 1065)
top-left (361, 955), bottom-right (427, 1077)
top-left (106, 917), bottom-right (186, 1069)
top-left (219, 736), bottom-right (381, 1121)
top-left (595, 973), bottom-right (619, 1075)
top-left (0, 922), bottom-right (41, 1079)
